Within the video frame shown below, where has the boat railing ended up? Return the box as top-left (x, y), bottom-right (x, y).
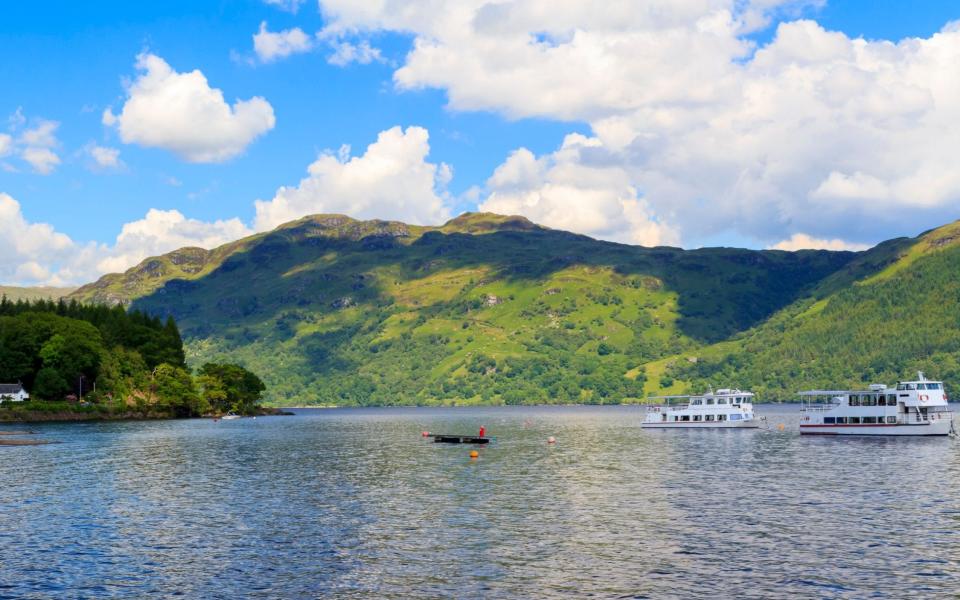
top-left (800, 403), bottom-right (840, 412)
top-left (902, 411), bottom-right (953, 424)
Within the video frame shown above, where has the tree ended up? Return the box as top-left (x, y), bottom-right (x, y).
top-left (34, 367), bottom-right (69, 400)
top-left (198, 363), bottom-right (266, 415)
top-left (152, 363), bottom-right (206, 417)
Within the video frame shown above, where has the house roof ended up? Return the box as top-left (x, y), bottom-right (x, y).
top-left (0, 384), bottom-right (25, 394)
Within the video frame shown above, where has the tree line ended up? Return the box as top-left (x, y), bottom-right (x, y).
top-left (0, 297), bottom-right (265, 416)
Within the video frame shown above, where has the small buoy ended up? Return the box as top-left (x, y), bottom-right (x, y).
top-left (421, 431), bottom-right (429, 437)
top-left (777, 423), bottom-right (785, 431)
top-left (547, 436), bottom-right (556, 444)
top-left (470, 450), bottom-right (479, 459)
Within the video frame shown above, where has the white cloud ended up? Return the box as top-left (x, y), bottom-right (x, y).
top-left (254, 125), bottom-right (451, 231)
top-left (253, 22), bottom-right (314, 63)
top-left (104, 53), bottom-right (276, 163)
top-left (86, 144), bottom-right (123, 170)
top-left (96, 209), bottom-right (251, 274)
top-left (0, 193), bottom-right (84, 285)
top-left (0, 193), bottom-right (251, 286)
top-left (480, 134), bottom-right (678, 246)
top-left (20, 147), bottom-right (61, 175)
top-left (770, 234), bottom-right (870, 252)
top-left (19, 119), bottom-right (59, 147)
top-left (7, 118), bottom-right (63, 174)
top-left (263, 0), bottom-right (304, 13)
top-left (315, 0), bottom-right (960, 247)
top-left (327, 40), bottom-right (383, 66)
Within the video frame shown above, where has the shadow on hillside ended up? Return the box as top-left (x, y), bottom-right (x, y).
top-left (131, 226), bottom-right (857, 344)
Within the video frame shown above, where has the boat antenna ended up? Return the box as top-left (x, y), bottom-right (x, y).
top-left (918, 371), bottom-right (925, 381)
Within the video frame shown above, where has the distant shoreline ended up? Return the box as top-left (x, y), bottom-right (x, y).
top-left (0, 406), bottom-right (291, 424)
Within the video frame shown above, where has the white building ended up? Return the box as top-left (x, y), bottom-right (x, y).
top-left (0, 384), bottom-right (29, 403)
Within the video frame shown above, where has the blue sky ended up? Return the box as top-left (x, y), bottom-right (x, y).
top-left (2, 1), bottom-right (960, 285)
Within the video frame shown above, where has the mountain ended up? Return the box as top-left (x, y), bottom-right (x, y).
top-left (0, 286), bottom-right (77, 302)
top-left (657, 220), bottom-right (960, 398)
top-left (70, 213), bottom-right (864, 405)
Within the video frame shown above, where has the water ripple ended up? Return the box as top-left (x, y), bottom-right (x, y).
top-left (0, 405), bottom-right (958, 598)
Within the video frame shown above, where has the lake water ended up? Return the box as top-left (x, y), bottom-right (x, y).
top-left (2, 405), bottom-right (959, 599)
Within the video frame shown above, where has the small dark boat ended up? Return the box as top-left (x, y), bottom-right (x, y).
top-left (431, 434), bottom-right (491, 444)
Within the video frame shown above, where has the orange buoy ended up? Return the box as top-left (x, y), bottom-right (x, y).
top-left (470, 450), bottom-right (479, 459)
top-left (777, 423), bottom-right (785, 431)
top-left (547, 436), bottom-right (556, 444)
top-left (421, 431), bottom-right (429, 437)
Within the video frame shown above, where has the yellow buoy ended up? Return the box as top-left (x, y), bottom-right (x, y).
top-left (470, 450), bottom-right (479, 459)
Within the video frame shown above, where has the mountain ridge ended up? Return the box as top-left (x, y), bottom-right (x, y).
top-left (62, 212), bottom-right (960, 405)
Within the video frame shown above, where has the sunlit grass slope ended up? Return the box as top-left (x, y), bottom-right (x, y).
top-left (70, 212), bottom-right (857, 405)
top-left (664, 219), bottom-right (960, 399)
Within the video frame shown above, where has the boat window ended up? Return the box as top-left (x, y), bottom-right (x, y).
top-left (877, 396), bottom-right (886, 406)
top-left (717, 414), bottom-right (726, 421)
top-left (824, 417), bottom-right (835, 424)
top-left (718, 398), bottom-right (727, 405)
top-left (693, 415), bottom-right (702, 421)
top-left (929, 383), bottom-right (941, 390)
top-left (886, 416), bottom-right (897, 424)
top-left (863, 417), bottom-right (877, 424)
top-left (896, 384), bottom-right (905, 391)
top-left (692, 399), bottom-right (702, 405)
top-left (705, 415), bottom-right (715, 421)
top-left (906, 383), bottom-right (916, 390)
top-left (918, 384), bottom-right (928, 390)
top-left (706, 398), bottom-right (715, 405)
top-left (849, 395), bottom-right (860, 406)
top-left (849, 417), bottom-right (861, 424)
top-left (835, 417), bottom-right (847, 424)
top-left (681, 415), bottom-right (690, 421)
top-left (887, 394), bottom-right (897, 403)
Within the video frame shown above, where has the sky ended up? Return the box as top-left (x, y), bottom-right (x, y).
top-left (2, 0), bottom-right (960, 286)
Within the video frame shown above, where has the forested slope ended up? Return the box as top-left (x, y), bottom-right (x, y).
top-left (665, 220), bottom-right (960, 398)
top-left (71, 213), bottom-right (858, 405)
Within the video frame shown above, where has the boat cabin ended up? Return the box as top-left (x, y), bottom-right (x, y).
top-left (798, 372), bottom-right (952, 435)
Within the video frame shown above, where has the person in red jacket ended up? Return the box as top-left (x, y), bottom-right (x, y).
top-left (478, 425), bottom-right (486, 438)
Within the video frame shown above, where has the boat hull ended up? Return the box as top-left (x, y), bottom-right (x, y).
top-left (800, 421), bottom-right (952, 436)
top-left (641, 420), bottom-right (760, 429)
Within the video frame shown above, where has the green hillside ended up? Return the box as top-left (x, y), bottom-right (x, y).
top-left (0, 286), bottom-right (76, 302)
top-left (71, 213), bottom-right (858, 405)
top-left (662, 220), bottom-right (960, 398)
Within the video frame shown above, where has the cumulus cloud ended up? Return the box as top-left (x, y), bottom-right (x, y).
top-left (254, 125), bottom-right (451, 231)
top-left (327, 40), bottom-right (383, 66)
top-left (85, 143), bottom-right (123, 170)
top-left (104, 53), bottom-right (276, 163)
top-left (263, 0), bottom-right (304, 13)
top-left (0, 193), bottom-right (252, 286)
top-left (0, 193), bottom-right (86, 285)
top-left (20, 148), bottom-right (61, 175)
top-left (96, 209), bottom-right (252, 274)
top-left (315, 0), bottom-right (960, 247)
top-left (770, 234), bottom-right (870, 252)
top-left (481, 134), bottom-right (678, 246)
top-left (253, 22), bottom-right (314, 63)
top-left (5, 118), bottom-right (63, 174)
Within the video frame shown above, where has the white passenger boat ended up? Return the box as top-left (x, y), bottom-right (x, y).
top-left (798, 372), bottom-right (954, 436)
top-left (642, 389), bottom-right (760, 429)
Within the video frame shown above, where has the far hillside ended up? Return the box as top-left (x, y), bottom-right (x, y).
top-left (70, 212), bottom-right (866, 406)
top-left (660, 220), bottom-right (960, 398)
top-left (0, 286), bottom-right (76, 302)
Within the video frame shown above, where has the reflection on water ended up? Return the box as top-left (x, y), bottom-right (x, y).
top-left (1, 405), bottom-right (959, 598)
